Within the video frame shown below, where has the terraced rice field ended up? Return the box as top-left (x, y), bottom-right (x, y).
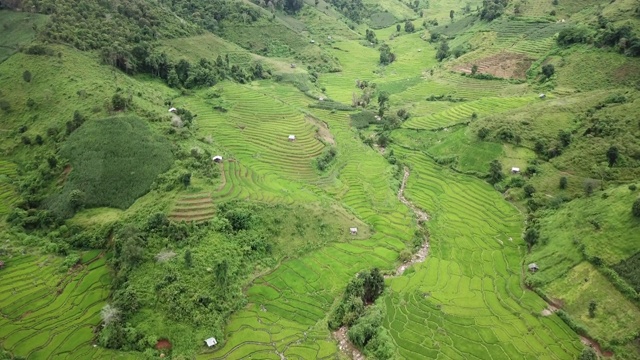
top-left (0, 252), bottom-right (135, 359)
top-left (184, 83), bottom-right (326, 184)
top-left (0, 160), bottom-right (18, 215)
top-left (383, 149), bottom-right (582, 359)
top-left (169, 192), bottom-right (216, 223)
top-left (403, 96), bottom-right (535, 130)
top-left (193, 88), bottom-right (415, 358)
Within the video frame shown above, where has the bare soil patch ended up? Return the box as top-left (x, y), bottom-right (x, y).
top-left (613, 63), bottom-right (640, 83)
top-left (333, 326), bottom-right (365, 360)
top-left (580, 336), bottom-right (613, 358)
top-left (455, 52), bottom-right (534, 80)
top-left (306, 115), bottom-right (335, 145)
top-left (155, 339), bottom-right (172, 350)
top-left (57, 165), bottom-right (72, 186)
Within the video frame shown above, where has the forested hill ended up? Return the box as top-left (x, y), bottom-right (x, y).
top-left (0, 0), bottom-right (639, 359)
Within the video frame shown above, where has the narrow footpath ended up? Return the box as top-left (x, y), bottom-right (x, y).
top-left (333, 167), bottom-right (431, 359)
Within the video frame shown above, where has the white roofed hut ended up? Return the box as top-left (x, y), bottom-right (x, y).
top-left (168, 107), bottom-right (177, 112)
top-left (288, 135), bottom-right (296, 142)
top-left (511, 167), bottom-right (520, 174)
top-left (350, 227), bottom-right (358, 235)
top-left (204, 337), bottom-right (218, 347)
top-left (528, 263), bottom-right (539, 272)
top-left (539, 93), bottom-right (546, 99)
top-left (212, 155), bottom-right (223, 163)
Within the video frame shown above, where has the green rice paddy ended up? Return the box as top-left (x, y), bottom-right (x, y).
top-left (0, 252), bottom-right (135, 359)
top-left (4, 0), bottom-right (636, 357)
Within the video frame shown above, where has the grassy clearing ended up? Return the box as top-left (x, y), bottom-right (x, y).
top-left (0, 160), bottom-right (18, 216)
top-left (527, 185), bottom-right (640, 279)
top-left (553, 46), bottom-right (640, 92)
top-left (53, 116), bottom-right (173, 214)
top-left (544, 262), bottom-right (640, 350)
top-left (0, 11), bottom-right (48, 63)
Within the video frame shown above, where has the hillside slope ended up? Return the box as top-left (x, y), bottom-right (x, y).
top-left (0, 0), bottom-right (639, 359)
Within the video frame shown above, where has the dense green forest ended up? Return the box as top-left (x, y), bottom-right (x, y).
top-left (0, 0), bottom-right (639, 358)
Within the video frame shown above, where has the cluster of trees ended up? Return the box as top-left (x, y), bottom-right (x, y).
top-left (328, 0), bottom-right (368, 23)
top-left (557, 21), bottom-right (640, 57)
top-left (404, 20), bottom-right (415, 33)
top-left (32, 0), bottom-right (196, 51)
top-left (328, 268), bottom-right (385, 328)
top-left (480, 0), bottom-right (508, 21)
top-left (21, 0), bottom-right (268, 88)
top-left (252, 0), bottom-right (304, 14)
top-left (103, 43), bottom-right (270, 88)
top-left (161, 0), bottom-right (261, 33)
top-left (328, 268), bottom-right (392, 358)
top-left (379, 44), bottom-right (396, 65)
top-left (365, 29), bottom-right (378, 44)
top-left (98, 200), bottom-right (282, 351)
top-left (315, 147), bottom-right (337, 171)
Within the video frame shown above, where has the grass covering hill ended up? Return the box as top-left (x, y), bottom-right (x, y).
top-left (51, 116), bottom-right (173, 215)
top-left (1, 0), bottom-right (640, 358)
top-left (0, 11), bottom-right (48, 62)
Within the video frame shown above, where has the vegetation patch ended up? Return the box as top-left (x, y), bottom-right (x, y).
top-left (0, 11), bottom-right (48, 63)
top-left (53, 116), bottom-right (173, 215)
top-left (368, 12), bottom-right (396, 29)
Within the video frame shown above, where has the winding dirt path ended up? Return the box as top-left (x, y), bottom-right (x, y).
top-left (334, 167), bottom-right (431, 359)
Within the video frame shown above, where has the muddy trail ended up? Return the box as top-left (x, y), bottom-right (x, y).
top-left (334, 167), bottom-right (431, 359)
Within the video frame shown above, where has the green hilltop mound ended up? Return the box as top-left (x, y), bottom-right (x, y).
top-left (54, 116), bottom-right (173, 213)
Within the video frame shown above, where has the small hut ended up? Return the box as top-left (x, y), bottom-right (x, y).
top-left (168, 107), bottom-right (177, 112)
top-left (538, 93), bottom-right (546, 99)
top-left (204, 337), bottom-right (218, 347)
top-left (310, 39), bottom-right (315, 44)
top-left (528, 263), bottom-right (539, 272)
top-left (350, 227), bottom-right (358, 235)
top-left (288, 135), bottom-right (296, 142)
top-left (212, 155), bottom-right (223, 163)
top-left (511, 167), bottom-right (520, 174)
top-left (290, 63), bottom-right (296, 69)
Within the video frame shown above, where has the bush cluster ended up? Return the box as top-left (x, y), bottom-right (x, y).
top-left (315, 147), bottom-right (337, 171)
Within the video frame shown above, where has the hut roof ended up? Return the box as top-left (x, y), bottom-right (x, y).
top-left (204, 337), bottom-right (217, 347)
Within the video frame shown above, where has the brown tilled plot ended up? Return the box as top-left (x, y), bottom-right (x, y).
top-left (455, 52), bottom-right (535, 80)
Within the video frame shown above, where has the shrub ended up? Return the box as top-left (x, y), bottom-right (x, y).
top-left (111, 93), bottom-right (130, 111)
top-left (0, 99), bottom-right (10, 112)
top-left (588, 300), bottom-right (597, 318)
top-left (583, 179), bottom-right (597, 196)
top-left (435, 41), bottom-right (450, 61)
top-left (541, 64), bottom-right (555, 79)
top-left (632, 198), bottom-right (640, 217)
top-left (629, 184), bottom-right (637, 191)
top-left (557, 26), bottom-right (591, 46)
top-left (524, 227), bottom-right (539, 247)
top-left (404, 20), bottom-right (415, 33)
top-left (578, 348), bottom-right (597, 360)
top-left (488, 160), bottom-right (504, 184)
top-left (316, 147), bottom-right (337, 171)
top-left (379, 44), bottom-right (396, 65)
top-left (523, 184), bottom-right (536, 197)
top-left (559, 176), bottom-right (568, 189)
top-left (23, 70), bottom-right (32, 83)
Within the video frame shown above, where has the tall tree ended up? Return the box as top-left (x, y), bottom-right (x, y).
top-left (488, 160), bottom-right (504, 184)
top-left (607, 145), bottom-right (619, 167)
